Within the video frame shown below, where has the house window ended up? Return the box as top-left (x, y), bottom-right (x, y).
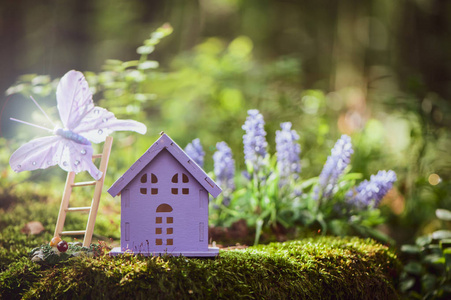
top-left (199, 222), bottom-right (204, 242)
top-left (171, 173), bottom-right (190, 195)
top-left (156, 204), bottom-right (172, 212)
top-left (125, 222), bottom-right (130, 241)
top-left (141, 174), bottom-right (147, 183)
top-left (155, 204), bottom-right (174, 246)
top-left (140, 173), bottom-right (158, 195)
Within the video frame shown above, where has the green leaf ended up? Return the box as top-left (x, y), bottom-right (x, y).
top-left (105, 59), bottom-right (123, 66)
top-left (426, 244), bottom-right (441, 251)
top-left (424, 254), bottom-right (443, 264)
top-left (436, 209), bottom-right (451, 221)
top-left (6, 84), bottom-right (25, 95)
top-left (138, 61), bottom-right (159, 70)
top-left (122, 60), bottom-right (140, 69)
top-left (364, 226), bottom-right (394, 244)
top-left (432, 230), bottom-right (451, 240)
top-left (134, 93), bottom-right (157, 102)
top-left (421, 274), bottom-right (437, 292)
top-left (245, 161), bottom-right (254, 174)
top-left (31, 75), bottom-right (51, 85)
top-left (298, 177), bottom-right (318, 190)
top-left (125, 70), bottom-right (145, 82)
top-left (416, 235), bottom-right (432, 247)
top-left (440, 239), bottom-right (451, 250)
top-left (399, 277), bottom-right (416, 293)
top-left (137, 45), bottom-right (155, 55)
top-left (315, 213), bottom-right (328, 233)
top-left (341, 172), bottom-right (364, 181)
top-left (231, 188), bottom-right (247, 199)
top-left (254, 218), bottom-right (264, 245)
top-left (404, 262), bottom-right (423, 275)
top-left (401, 244), bottom-right (421, 254)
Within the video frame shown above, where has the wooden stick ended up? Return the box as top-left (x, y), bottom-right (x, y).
top-left (54, 171), bottom-right (76, 237)
top-left (83, 136), bottom-right (113, 246)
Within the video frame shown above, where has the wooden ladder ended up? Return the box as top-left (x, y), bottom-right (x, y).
top-left (54, 136), bottom-right (113, 247)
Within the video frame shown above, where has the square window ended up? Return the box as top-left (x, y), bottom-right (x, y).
top-left (171, 188), bottom-right (178, 195)
top-left (167, 239), bottom-right (173, 245)
top-left (140, 188), bottom-right (147, 194)
top-left (167, 217), bottom-right (173, 224)
top-left (155, 228), bottom-right (162, 234)
top-left (156, 217), bottom-right (162, 224)
top-left (167, 228), bottom-right (173, 234)
top-left (182, 188), bottom-right (189, 195)
top-left (151, 188), bottom-right (158, 195)
top-left (156, 239), bottom-right (162, 245)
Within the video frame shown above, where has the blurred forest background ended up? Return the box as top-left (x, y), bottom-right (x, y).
top-left (0, 0), bottom-right (450, 245)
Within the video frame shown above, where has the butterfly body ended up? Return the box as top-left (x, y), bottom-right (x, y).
top-left (55, 128), bottom-right (91, 145)
top-left (10, 70), bottom-right (147, 180)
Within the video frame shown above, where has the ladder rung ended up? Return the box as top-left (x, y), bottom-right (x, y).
top-left (71, 181), bottom-right (97, 187)
top-left (60, 230), bottom-right (86, 236)
top-left (66, 207), bottom-right (91, 212)
top-left (92, 154), bottom-right (102, 159)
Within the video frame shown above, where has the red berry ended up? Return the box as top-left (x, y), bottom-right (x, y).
top-left (57, 240), bottom-right (68, 252)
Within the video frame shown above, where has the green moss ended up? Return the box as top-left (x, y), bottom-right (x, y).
top-left (0, 193), bottom-right (120, 271)
top-left (0, 236), bottom-right (400, 299)
top-left (0, 197), bottom-right (400, 298)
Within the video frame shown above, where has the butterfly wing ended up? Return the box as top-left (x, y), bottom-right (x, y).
top-left (56, 70), bottom-right (94, 130)
top-left (57, 140), bottom-right (103, 180)
top-left (57, 70), bottom-right (147, 143)
top-left (10, 136), bottom-right (102, 180)
top-left (11, 70), bottom-right (105, 179)
top-left (73, 106), bottom-right (147, 143)
top-left (10, 136), bottom-right (63, 172)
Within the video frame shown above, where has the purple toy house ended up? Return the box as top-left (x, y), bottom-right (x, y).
top-left (108, 133), bottom-right (222, 257)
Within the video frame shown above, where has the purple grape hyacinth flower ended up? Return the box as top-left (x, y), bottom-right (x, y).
top-left (242, 109), bottom-right (268, 171)
top-left (276, 122), bottom-right (301, 180)
top-left (185, 138), bottom-right (205, 168)
top-left (315, 135), bottom-right (354, 200)
top-left (346, 170), bottom-right (397, 209)
top-left (213, 141), bottom-right (235, 193)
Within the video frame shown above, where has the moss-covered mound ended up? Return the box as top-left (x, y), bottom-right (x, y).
top-left (0, 236), bottom-right (399, 299)
top-left (28, 242), bottom-right (106, 265)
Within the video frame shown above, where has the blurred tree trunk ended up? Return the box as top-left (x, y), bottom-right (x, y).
top-left (0, 0), bottom-right (26, 101)
top-left (396, 0), bottom-right (451, 100)
top-left (331, 0), bottom-right (367, 92)
top-left (1, 0), bottom-right (450, 106)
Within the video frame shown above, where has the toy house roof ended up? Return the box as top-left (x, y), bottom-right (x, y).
top-left (108, 133), bottom-right (222, 198)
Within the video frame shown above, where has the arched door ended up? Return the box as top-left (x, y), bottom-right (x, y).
top-left (155, 204), bottom-right (173, 246)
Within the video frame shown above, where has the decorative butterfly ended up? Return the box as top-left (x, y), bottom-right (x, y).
top-left (9, 70), bottom-right (147, 180)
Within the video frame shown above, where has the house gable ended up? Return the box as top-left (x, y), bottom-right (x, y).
top-left (108, 133), bottom-right (222, 198)
top-left (124, 148), bottom-right (205, 201)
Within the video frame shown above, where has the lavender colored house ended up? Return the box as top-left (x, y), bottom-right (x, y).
top-left (108, 133), bottom-right (222, 257)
